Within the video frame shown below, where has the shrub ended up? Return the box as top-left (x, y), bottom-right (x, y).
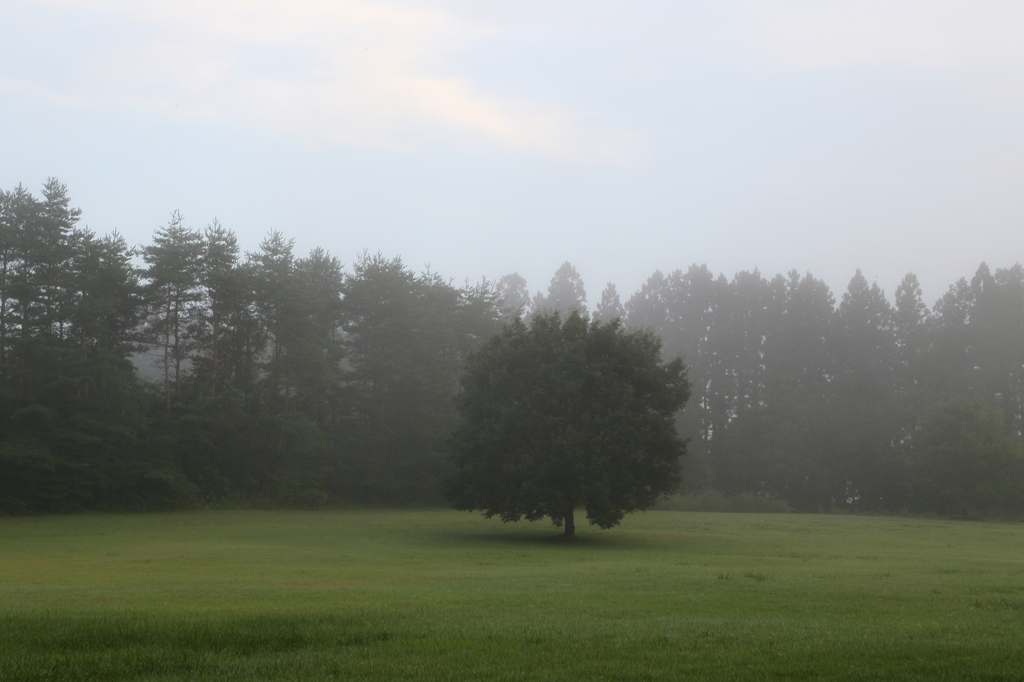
top-left (653, 490), bottom-right (791, 513)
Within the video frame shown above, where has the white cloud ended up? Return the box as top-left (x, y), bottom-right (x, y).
top-left (5, 0), bottom-right (1022, 163)
top-left (1, 0), bottom-right (640, 162)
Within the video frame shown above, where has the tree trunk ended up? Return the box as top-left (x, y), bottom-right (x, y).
top-left (0, 260), bottom-right (7, 374)
top-left (563, 507), bottom-right (575, 539)
top-left (210, 312), bottom-right (219, 396)
top-left (173, 299), bottom-right (182, 394)
top-left (164, 302), bottom-right (171, 415)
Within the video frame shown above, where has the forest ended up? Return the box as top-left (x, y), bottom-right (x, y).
top-left (1, 179), bottom-right (1022, 515)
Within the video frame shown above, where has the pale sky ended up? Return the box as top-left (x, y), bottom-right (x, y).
top-left (3, 0), bottom-right (1022, 306)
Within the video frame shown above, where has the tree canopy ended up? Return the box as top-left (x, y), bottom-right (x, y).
top-left (909, 396), bottom-right (1024, 517)
top-left (2, 179), bottom-right (1024, 517)
top-left (445, 310), bottom-right (690, 538)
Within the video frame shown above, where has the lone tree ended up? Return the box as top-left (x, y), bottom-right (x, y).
top-left (446, 310), bottom-right (690, 538)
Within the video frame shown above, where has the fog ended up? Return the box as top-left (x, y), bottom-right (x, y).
top-left (3, 2), bottom-right (1023, 516)
top-left (3, 1), bottom-right (1023, 307)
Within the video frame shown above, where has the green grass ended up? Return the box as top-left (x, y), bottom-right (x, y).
top-left (2, 510), bottom-right (1023, 680)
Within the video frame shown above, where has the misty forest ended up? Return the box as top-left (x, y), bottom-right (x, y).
top-left (2, 179), bottom-right (1023, 517)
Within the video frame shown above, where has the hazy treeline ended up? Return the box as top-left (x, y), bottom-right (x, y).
top-left (1, 180), bottom-right (1022, 514)
top-left (0, 180), bottom-right (501, 512)
top-left (498, 259), bottom-right (1024, 514)
top-left (607, 263), bottom-right (1024, 513)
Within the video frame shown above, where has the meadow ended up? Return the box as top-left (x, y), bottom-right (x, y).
top-left (1, 509), bottom-right (1023, 681)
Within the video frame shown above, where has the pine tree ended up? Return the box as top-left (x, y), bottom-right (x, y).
top-left (594, 282), bottom-right (625, 322)
top-left (142, 212), bottom-right (204, 413)
top-left (532, 261), bottom-right (587, 317)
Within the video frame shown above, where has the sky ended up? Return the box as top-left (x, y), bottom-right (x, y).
top-left (2, 0), bottom-right (1023, 307)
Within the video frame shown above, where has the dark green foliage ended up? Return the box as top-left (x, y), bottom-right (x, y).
top-left (338, 253), bottom-right (501, 503)
top-left (654, 490), bottom-right (791, 513)
top-left (191, 220), bottom-right (244, 397)
top-left (2, 179), bottom-right (1023, 516)
top-left (909, 396), bottom-right (1024, 516)
top-left (446, 310), bottom-right (690, 536)
top-left (142, 211), bottom-right (204, 414)
top-left (0, 181), bottom-right (155, 513)
top-left (0, 183), bottom-right (504, 512)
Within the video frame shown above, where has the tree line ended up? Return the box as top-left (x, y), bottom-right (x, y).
top-left (529, 261), bottom-right (1024, 514)
top-left (0, 180), bottom-right (501, 512)
top-left (1, 180), bottom-right (1022, 515)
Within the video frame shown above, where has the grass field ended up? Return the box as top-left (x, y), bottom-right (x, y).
top-left (1, 509), bottom-right (1023, 681)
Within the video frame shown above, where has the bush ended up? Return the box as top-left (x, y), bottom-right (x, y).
top-left (653, 490), bottom-right (791, 513)
top-left (909, 396), bottom-right (1024, 517)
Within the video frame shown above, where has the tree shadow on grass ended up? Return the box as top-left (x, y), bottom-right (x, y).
top-left (428, 527), bottom-right (652, 550)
